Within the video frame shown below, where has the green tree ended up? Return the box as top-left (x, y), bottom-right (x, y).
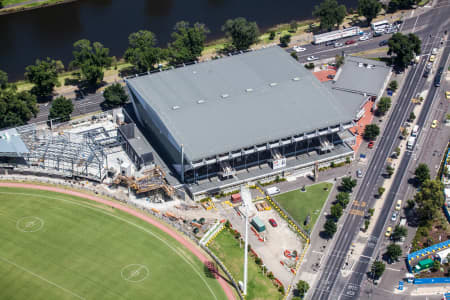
top-left (432, 259), bottom-right (440, 272)
top-left (296, 280), bottom-right (310, 298)
top-left (124, 30), bottom-right (167, 73)
top-left (55, 60), bottom-right (65, 73)
top-left (415, 179), bottom-right (445, 223)
top-left (268, 31), bottom-right (276, 40)
top-left (391, 225), bottom-right (408, 242)
top-left (0, 70), bottom-right (38, 129)
top-left (25, 57), bottom-right (60, 100)
top-left (168, 21), bottom-right (209, 65)
top-left (386, 244), bottom-right (402, 261)
top-left (335, 55), bottom-right (345, 68)
top-left (330, 203), bottom-right (343, 220)
top-left (71, 39), bottom-right (112, 86)
top-left (280, 34), bottom-right (291, 47)
top-left (378, 187), bottom-right (385, 197)
top-left (291, 52), bottom-right (299, 60)
top-left (414, 163), bottom-right (430, 186)
top-left (377, 97), bottom-right (392, 115)
top-left (357, 0), bottom-right (381, 25)
top-left (409, 111), bottom-right (416, 122)
top-left (336, 192), bottom-right (350, 208)
top-left (323, 219), bottom-right (337, 238)
top-left (363, 124), bottom-right (380, 140)
top-left (222, 17), bottom-right (260, 51)
top-left (103, 83), bottom-right (128, 108)
top-left (313, 0), bottom-right (347, 31)
top-left (388, 0), bottom-right (415, 13)
top-left (386, 165), bottom-right (395, 177)
top-left (389, 80), bottom-right (398, 91)
top-left (371, 261), bottom-right (385, 279)
top-left (48, 96), bottom-right (73, 122)
top-left (401, 127), bottom-right (409, 138)
top-left (394, 147), bottom-right (401, 157)
top-left (290, 21), bottom-right (299, 32)
top-left (407, 199), bottom-right (415, 209)
top-left (388, 33), bottom-right (422, 70)
top-left (340, 177), bottom-right (357, 193)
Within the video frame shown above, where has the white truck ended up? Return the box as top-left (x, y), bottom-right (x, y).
top-left (313, 26), bottom-right (361, 44)
top-left (266, 187), bottom-right (280, 196)
top-left (407, 136), bottom-right (416, 150)
top-left (411, 125), bottom-right (419, 137)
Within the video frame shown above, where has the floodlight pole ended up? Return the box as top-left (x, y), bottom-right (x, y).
top-left (243, 200), bottom-right (249, 295)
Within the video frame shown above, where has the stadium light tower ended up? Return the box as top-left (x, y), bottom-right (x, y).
top-left (240, 185), bottom-right (252, 295)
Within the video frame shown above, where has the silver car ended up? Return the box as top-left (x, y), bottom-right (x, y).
top-left (357, 170), bottom-right (363, 178)
top-left (391, 211), bottom-right (398, 222)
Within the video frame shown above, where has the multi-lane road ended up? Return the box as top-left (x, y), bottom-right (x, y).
top-left (311, 1), bottom-right (450, 299)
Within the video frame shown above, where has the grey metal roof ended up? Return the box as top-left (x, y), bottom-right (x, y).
top-left (127, 46), bottom-right (359, 162)
top-left (333, 56), bottom-right (391, 96)
top-left (323, 81), bottom-right (368, 116)
top-left (0, 128), bottom-right (29, 156)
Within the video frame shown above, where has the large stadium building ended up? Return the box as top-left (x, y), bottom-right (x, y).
top-left (126, 46), bottom-right (390, 199)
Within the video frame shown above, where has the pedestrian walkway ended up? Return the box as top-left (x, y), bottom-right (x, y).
top-left (349, 100), bottom-right (375, 152)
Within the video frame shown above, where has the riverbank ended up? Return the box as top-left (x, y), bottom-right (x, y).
top-left (0, 0), bottom-right (75, 15)
top-left (14, 8), bottom-right (406, 98)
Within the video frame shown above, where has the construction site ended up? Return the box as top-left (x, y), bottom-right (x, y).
top-left (0, 110), bottom-right (177, 202)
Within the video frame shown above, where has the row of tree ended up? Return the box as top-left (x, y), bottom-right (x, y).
top-left (322, 177), bottom-right (357, 238)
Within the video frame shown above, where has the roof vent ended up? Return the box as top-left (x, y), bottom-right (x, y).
top-left (269, 82), bottom-right (278, 87)
top-left (172, 105), bottom-right (181, 110)
top-left (292, 77), bottom-right (300, 81)
top-left (245, 88), bottom-right (253, 92)
top-left (221, 94), bottom-right (230, 99)
top-left (197, 99), bottom-right (205, 104)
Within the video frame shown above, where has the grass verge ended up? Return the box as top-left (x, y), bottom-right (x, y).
top-left (274, 182), bottom-right (333, 232)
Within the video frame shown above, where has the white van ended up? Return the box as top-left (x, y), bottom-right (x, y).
top-left (266, 187), bottom-right (280, 196)
top-left (411, 125), bottom-right (419, 137)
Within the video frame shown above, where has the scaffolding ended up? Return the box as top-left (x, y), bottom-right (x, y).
top-left (16, 125), bottom-right (108, 181)
top-left (113, 166), bottom-right (174, 197)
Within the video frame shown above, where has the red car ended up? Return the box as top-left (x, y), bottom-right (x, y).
top-left (368, 141), bottom-right (375, 149)
top-left (269, 218), bottom-right (278, 227)
top-left (345, 40), bottom-right (356, 45)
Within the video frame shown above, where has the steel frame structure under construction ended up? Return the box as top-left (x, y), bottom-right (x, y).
top-left (16, 124), bottom-right (109, 181)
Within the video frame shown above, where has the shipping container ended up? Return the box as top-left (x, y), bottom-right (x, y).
top-left (231, 193), bottom-right (242, 203)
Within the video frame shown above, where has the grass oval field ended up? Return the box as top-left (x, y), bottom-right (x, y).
top-left (0, 186), bottom-right (228, 300)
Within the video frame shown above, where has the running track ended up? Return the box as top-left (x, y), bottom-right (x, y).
top-left (0, 182), bottom-right (235, 300)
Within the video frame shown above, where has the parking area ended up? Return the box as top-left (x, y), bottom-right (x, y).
top-left (217, 198), bottom-right (304, 286)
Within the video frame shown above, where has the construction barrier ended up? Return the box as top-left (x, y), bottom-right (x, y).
top-left (407, 239), bottom-right (450, 272)
top-left (414, 277), bottom-right (450, 284)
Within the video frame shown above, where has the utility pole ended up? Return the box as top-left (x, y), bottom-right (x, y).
top-left (240, 185), bottom-right (251, 296)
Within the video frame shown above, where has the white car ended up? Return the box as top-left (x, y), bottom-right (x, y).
top-left (307, 56), bottom-right (318, 61)
top-left (334, 42), bottom-right (344, 48)
top-left (359, 35), bottom-right (370, 41)
top-left (293, 46), bottom-right (306, 52)
top-left (426, 62), bottom-right (433, 70)
top-left (431, 48), bottom-right (438, 55)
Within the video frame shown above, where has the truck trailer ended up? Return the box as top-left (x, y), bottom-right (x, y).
top-left (313, 27), bottom-right (362, 44)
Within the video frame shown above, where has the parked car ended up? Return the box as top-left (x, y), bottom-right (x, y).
top-left (345, 39), bottom-right (356, 45)
top-left (334, 42), bottom-right (344, 48)
top-left (391, 211), bottom-right (398, 222)
top-left (368, 141), bottom-right (375, 149)
top-left (431, 48), bottom-right (438, 55)
top-left (357, 169), bottom-right (363, 178)
top-left (395, 199), bottom-right (402, 211)
top-left (423, 69), bottom-right (430, 78)
top-left (327, 74), bottom-right (335, 79)
top-left (379, 40), bottom-right (388, 46)
top-left (269, 218), bottom-right (278, 227)
top-left (429, 55), bottom-right (436, 62)
top-left (431, 119), bottom-right (438, 128)
top-left (307, 56), bottom-right (318, 61)
top-left (426, 62), bottom-right (433, 70)
top-left (385, 226), bottom-right (393, 237)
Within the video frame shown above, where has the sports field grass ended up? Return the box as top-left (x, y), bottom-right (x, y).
top-left (274, 182), bottom-right (333, 231)
top-left (208, 228), bottom-right (282, 300)
top-left (0, 187), bottom-right (227, 300)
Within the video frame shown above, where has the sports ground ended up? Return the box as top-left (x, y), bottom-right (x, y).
top-left (0, 183), bottom-right (231, 300)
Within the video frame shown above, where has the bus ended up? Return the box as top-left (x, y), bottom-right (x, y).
top-left (371, 20), bottom-right (389, 31)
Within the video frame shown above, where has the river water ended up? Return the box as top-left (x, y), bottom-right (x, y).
top-left (0, 0), bottom-right (357, 81)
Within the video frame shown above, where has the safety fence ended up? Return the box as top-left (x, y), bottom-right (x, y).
top-left (407, 239), bottom-right (450, 272)
top-left (414, 277), bottom-right (450, 284)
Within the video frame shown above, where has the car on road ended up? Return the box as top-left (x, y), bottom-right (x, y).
top-left (393, 20), bottom-right (403, 26)
top-left (368, 141), bottom-right (375, 149)
top-left (373, 31), bottom-right (383, 37)
top-left (391, 211), bottom-right (398, 222)
top-left (356, 170), bottom-right (363, 178)
top-left (423, 69), bottom-right (430, 78)
top-left (385, 226), bottom-right (393, 237)
top-left (379, 40), bottom-right (388, 46)
top-left (429, 55), bottom-right (436, 62)
top-left (431, 119), bottom-right (438, 128)
top-left (325, 40), bottom-right (336, 46)
top-left (293, 46), bottom-right (306, 52)
top-left (432, 48), bottom-right (438, 55)
top-left (345, 39), bottom-right (356, 45)
top-left (269, 218), bottom-right (278, 227)
top-left (395, 199), bottom-right (402, 211)
top-left (426, 62), bottom-right (433, 70)
top-left (446, 91), bottom-right (450, 100)
top-left (307, 56), bottom-right (318, 61)
top-left (334, 42), bottom-right (344, 48)
top-left (359, 35), bottom-right (370, 41)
